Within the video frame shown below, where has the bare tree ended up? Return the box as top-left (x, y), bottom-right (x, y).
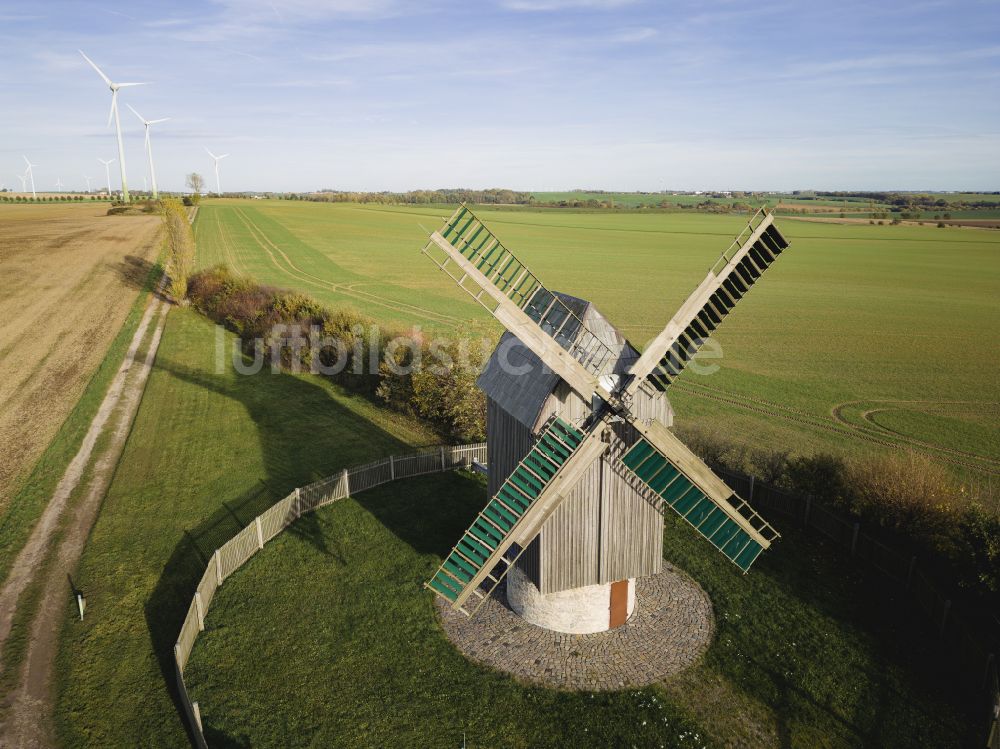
top-left (186, 172), bottom-right (205, 196)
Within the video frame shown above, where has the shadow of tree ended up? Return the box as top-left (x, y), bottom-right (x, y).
top-left (112, 254), bottom-right (155, 291)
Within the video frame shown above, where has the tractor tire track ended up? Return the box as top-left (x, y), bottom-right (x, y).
top-left (672, 381), bottom-right (1000, 476)
top-left (0, 280), bottom-right (171, 749)
top-left (230, 207), bottom-right (466, 329)
top-left (680, 380), bottom-right (1000, 467)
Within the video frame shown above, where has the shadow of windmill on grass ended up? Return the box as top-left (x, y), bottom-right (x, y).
top-left (143, 353), bottom-right (420, 748)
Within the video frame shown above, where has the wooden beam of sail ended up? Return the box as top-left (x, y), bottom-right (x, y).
top-left (426, 417), bottom-right (607, 615)
top-left (421, 204), bottom-right (616, 402)
top-left (624, 208), bottom-right (791, 396)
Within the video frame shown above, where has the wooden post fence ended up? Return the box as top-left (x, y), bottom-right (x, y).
top-left (172, 443), bottom-right (487, 747)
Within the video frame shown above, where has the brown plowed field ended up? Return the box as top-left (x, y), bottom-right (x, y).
top-left (0, 204), bottom-right (160, 508)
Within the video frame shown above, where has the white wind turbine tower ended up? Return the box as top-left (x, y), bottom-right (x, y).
top-left (128, 104), bottom-right (169, 200)
top-left (79, 50), bottom-right (147, 203)
top-left (22, 156), bottom-right (37, 199)
top-left (205, 148), bottom-right (229, 196)
top-left (98, 157), bottom-right (116, 197)
top-left (84, 174), bottom-right (92, 193)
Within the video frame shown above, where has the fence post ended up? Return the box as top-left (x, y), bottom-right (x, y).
top-left (343, 468), bottom-right (350, 497)
top-left (294, 487), bottom-right (302, 518)
top-left (214, 549), bottom-right (222, 586)
top-left (194, 591), bottom-right (205, 631)
top-left (906, 556), bottom-right (917, 590)
top-left (389, 455), bottom-right (395, 480)
top-left (940, 599), bottom-right (951, 637)
top-left (803, 495), bottom-right (812, 527)
top-left (255, 516), bottom-right (264, 549)
top-left (440, 446), bottom-right (446, 470)
top-left (851, 523), bottom-right (860, 556)
top-left (192, 701), bottom-right (204, 733)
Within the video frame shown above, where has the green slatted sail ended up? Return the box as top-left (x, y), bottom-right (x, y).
top-left (644, 220), bottom-right (791, 392)
top-left (620, 438), bottom-right (778, 572)
top-left (434, 205), bottom-right (616, 377)
top-left (426, 418), bottom-right (585, 607)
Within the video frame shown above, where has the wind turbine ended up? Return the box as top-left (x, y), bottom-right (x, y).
top-left (17, 173), bottom-right (27, 193)
top-left (127, 104), bottom-right (168, 200)
top-left (79, 50), bottom-right (146, 203)
top-left (55, 177), bottom-right (65, 191)
top-left (205, 148), bottom-right (229, 196)
top-left (84, 174), bottom-right (92, 193)
top-left (22, 156), bottom-right (37, 198)
top-left (98, 157), bottom-right (116, 197)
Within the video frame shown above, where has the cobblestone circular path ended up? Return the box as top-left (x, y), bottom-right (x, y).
top-left (435, 563), bottom-right (715, 691)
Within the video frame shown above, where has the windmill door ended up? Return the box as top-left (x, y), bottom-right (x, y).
top-left (609, 580), bottom-right (628, 628)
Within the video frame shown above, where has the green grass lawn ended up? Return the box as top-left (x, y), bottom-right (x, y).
top-left (53, 308), bottom-right (439, 748)
top-left (182, 471), bottom-right (974, 749)
top-left (193, 200), bottom-right (1000, 479)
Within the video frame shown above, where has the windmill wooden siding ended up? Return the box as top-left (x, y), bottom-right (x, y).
top-left (487, 395), bottom-right (666, 594)
top-left (481, 294), bottom-right (674, 596)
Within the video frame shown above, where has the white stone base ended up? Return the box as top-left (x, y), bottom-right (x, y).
top-left (505, 566), bottom-right (635, 634)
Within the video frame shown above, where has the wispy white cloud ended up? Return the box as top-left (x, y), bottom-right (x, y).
top-left (208, 0), bottom-right (410, 21)
top-left (500, 0), bottom-right (638, 12)
top-left (608, 26), bottom-right (657, 43)
top-left (780, 45), bottom-right (1000, 80)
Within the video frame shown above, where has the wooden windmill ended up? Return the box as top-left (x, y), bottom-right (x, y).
top-left (422, 205), bottom-right (791, 633)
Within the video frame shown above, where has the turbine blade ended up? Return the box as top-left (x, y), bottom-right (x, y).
top-left (148, 117), bottom-right (170, 124)
top-left (116, 82), bottom-right (147, 88)
top-left (205, 147), bottom-right (217, 159)
top-left (126, 103), bottom-right (145, 122)
top-left (108, 90), bottom-right (117, 127)
top-left (79, 50), bottom-right (112, 86)
top-left (218, 154), bottom-right (230, 160)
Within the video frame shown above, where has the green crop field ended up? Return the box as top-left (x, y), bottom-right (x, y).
top-left (194, 199), bottom-right (1000, 482)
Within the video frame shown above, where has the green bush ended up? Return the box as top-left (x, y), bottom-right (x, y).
top-left (677, 426), bottom-right (1000, 607)
top-left (186, 266), bottom-right (491, 441)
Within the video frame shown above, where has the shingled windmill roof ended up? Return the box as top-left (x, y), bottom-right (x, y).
top-left (476, 292), bottom-right (640, 430)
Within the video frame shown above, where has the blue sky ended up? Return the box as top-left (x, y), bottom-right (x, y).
top-left (1, 0), bottom-right (998, 193)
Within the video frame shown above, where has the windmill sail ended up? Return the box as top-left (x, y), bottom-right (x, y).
top-left (422, 205), bottom-right (617, 400)
top-left (625, 208), bottom-right (790, 394)
top-left (618, 422), bottom-right (778, 572)
top-left (421, 206), bottom-right (793, 616)
top-left (426, 417), bottom-right (606, 614)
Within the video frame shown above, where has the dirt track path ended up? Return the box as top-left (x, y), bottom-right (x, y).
top-left (0, 281), bottom-right (170, 748)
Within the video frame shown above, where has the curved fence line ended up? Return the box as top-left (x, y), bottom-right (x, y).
top-left (172, 446), bottom-right (996, 748)
top-left (172, 443), bottom-right (487, 749)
